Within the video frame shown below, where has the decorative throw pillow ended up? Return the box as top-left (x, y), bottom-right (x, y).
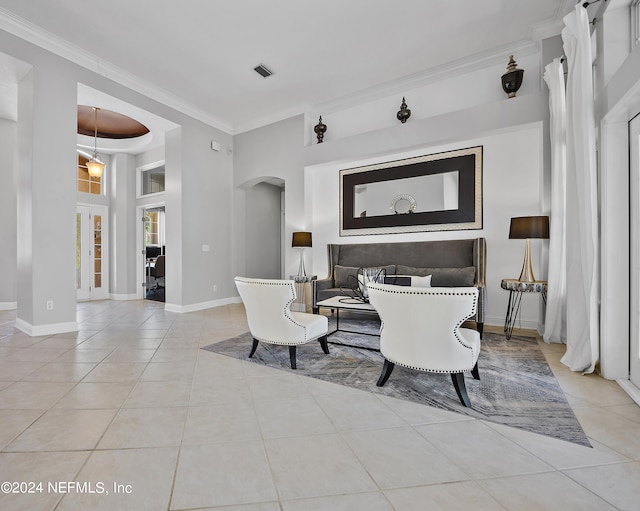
top-left (333, 265), bottom-right (359, 288)
top-left (411, 275), bottom-right (432, 288)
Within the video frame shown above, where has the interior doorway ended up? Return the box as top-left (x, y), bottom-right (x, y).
top-left (76, 204), bottom-right (109, 301)
top-left (139, 204), bottom-right (166, 302)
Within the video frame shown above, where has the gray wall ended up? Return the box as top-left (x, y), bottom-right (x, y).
top-left (0, 119), bottom-right (17, 307)
top-left (245, 182), bottom-right (282, 279)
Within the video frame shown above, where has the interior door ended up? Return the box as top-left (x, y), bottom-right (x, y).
top-left (76, 204), bottom-right (109, 301)
top-left (630, 113), bottom-right (640, 389)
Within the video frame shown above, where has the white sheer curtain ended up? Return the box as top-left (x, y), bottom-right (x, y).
top-left (543, 57), bottom-right (567, 344)
top-left (560, 4), bottom-right (600, 373)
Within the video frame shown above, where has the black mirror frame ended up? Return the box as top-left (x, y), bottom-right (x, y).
top-left (339, 146), bottom-right (483, 236)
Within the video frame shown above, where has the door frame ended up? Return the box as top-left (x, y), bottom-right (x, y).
top-left (629, 113), bottom-right (640, 391)
top-left (136, 202), bottom-right (165, 300)
top-left (76, 203), bottom-right (109, 301)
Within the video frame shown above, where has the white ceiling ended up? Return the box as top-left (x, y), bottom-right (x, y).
top-left (0, 0), bottom-right (575, 135)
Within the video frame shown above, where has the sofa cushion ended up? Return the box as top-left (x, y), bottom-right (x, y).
top-left (396, 265), bottom-right (476, 286)
top-left (334, 264), bottom-right (395, 288)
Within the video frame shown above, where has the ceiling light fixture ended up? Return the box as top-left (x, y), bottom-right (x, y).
top-left (86, 107), bottom-right (105, 178)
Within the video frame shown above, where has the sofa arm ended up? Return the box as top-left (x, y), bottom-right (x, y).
top-left (474, 281), bottom-right (487, 337)
top-left (312, 278), bottom-right (334, 307)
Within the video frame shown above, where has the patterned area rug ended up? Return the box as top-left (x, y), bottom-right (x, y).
top-left (202, 315), bottom-right (590, 447)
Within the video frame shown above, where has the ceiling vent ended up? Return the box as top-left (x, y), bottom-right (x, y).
top-left (254, 64), bottom-right (273, 78)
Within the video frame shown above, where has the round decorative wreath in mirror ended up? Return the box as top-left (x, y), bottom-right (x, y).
top-left (390, 194), bottom-right (417, 215)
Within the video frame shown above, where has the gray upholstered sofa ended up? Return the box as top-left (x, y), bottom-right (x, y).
top-left (312, 238), bottom-right (487, 337)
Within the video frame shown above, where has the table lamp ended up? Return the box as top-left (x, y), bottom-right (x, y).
top-left (292, 231), bottom-right (312, 278)
top-left (509, 216), bottom-right (549, 282)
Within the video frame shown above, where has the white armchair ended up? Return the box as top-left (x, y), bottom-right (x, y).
top-left (234, 277), bottom-right (329, 369)
top-left (366, 283), bottom-right (481, 407)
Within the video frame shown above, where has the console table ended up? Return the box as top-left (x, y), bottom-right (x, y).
top-left (501, 279), bottom-right (547, 340)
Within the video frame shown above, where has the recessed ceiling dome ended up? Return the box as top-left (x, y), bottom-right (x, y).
top-left (77, 105), bottom-right (150, 139)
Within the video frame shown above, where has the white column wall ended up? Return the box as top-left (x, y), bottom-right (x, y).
top-left (16, 64), bottom-right (78, 334)
top-left (110, 152), bottom-right (138, 299)
top-left (0, 119), bottom-right (17, 309)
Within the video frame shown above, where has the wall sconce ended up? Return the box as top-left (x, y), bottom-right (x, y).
top-left (501, 55), bottom-right (524, 98)
top-left (397, 97), bottom-right (411, 123)
top-left (314, 116), bottom-right (327, 144)
top-left (509, 216), bottom-right (549, 282)
top-left (292, 231), bottom-right (312, 277)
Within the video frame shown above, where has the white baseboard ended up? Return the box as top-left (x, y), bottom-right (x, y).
top-left (109, 293), bottom-right (139, 301)
top-left (164, 296), bottom-right (242, 314)
top-left (617, 379), bottom-right (640, 407)
top-left (15, 318), bottom-right (79, 337)
top-left (0, 301), bottom-right (17, 310)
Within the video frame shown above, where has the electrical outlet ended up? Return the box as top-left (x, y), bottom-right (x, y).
top-left (46, 300), bottom-right (54, 310)
top-left (213, 284), bottom-right (217, 292)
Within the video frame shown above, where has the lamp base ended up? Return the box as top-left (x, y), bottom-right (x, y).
top-left (297, 248), bottom-right (307, 278)
top-left (518, 239), bottom-right (536, 282)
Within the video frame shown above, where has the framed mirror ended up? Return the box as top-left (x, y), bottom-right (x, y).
top-left (340, 146), bottom-right (482, 236)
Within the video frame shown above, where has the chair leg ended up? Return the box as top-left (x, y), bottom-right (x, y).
top-left (289, 345), bottom-right (297, 370)
top-left (318, 336), bottom-right (330, 354)
top-left (376, 359), bottom-right (395, 386)
top-left (451, 372), bottom-right (472, 408)
top-left (249, 338), bottom-right (259, 358)
top-left (471, 361), bottom-right (480, 380)
top-left (477, 322), bottom-right (484, 339)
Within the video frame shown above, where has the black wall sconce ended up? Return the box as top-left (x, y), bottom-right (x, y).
top-left (501, 55), bottom-right (524, 98)
top-left (314, 116), bottom-right (327, 144)
top-left (397, 97), bottom-right (411, 123)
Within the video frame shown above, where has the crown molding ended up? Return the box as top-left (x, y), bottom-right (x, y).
top-left (0, 7), bottom-right (234, 134)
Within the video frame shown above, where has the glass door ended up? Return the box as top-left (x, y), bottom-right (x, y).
top-left (76, 204), bottom-right (109, 301)
top-left (630, 114), bottom-right (640, 389)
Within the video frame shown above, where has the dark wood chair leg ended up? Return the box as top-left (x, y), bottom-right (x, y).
top-left (471, 361), bottom-right (480, 380)
top-left (477, 322), bottom-right (484, 339)
top-left (318, 336), bottom-right (330, 354)
top-left (451, 372), bottom-right (472, 408)
top-left (249, 338), bottom-right (259, 358)
top-left (376, 359), bottom-right (395, 386)
top-left (288, 345), bottom-right (297, 370)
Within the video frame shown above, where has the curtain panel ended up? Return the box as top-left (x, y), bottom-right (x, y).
top-left (560, 4), bottom-right (600, 373)
top-left (543, 58), bottom-right (567, 344)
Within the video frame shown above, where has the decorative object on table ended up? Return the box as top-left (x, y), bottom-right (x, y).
top-left (389, 193), bottom-right (417, 214)
top-left (292, 231), bottom-right (312, 278)
top-left (313, 116), bottom-right (327, 143)
top-left (501, 55), bottom-right (524, 98)
top-left (341, 267), bottom-right (387, 303)
top-left (396, 97), bottom-right (411, 123)
top-left (509, 215), bottom-right (550, 282)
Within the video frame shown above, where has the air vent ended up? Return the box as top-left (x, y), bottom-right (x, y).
top-left (254, 64), bottom-right (273, 78)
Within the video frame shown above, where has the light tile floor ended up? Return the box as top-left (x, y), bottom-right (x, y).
top-left (0, 300), bottom-right (638, 510)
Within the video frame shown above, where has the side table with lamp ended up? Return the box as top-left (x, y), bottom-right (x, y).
top-left (291, 231), bottom-right (315, 312)
top-left (502, 216), bottom-right (549, 339)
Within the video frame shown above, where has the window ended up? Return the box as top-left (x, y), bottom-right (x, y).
top-left (138, 162), bottom-right (165, 197)
top-left (77, 153), bottom-right (102, 195)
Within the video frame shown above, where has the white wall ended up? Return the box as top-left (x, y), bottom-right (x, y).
top-left (0, 119), bottom-right (17, 308)
top-left (233, 115), bottom-right (306, 280)
top-left (307, 124), bottom-right (545, 328)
